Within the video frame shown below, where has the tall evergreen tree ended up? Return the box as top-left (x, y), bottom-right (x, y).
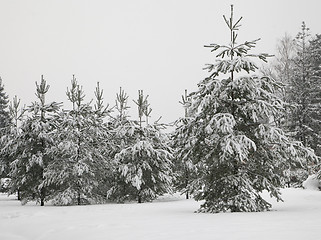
top-left (176, 6), bottom-right (317, 213)
top-left (299, 32), bottom-right (321, 157)
top-left (288, 22), bottom-right (313, 147)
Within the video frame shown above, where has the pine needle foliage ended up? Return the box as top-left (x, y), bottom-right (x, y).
top-left (0, 77), bottom-right (10, 130)
top-left (45, 76), bottom-right (110, 205)
top-left (9, 76), bottom-right (61, 205)
top-left (0, 78), bottom-right (11, 178)
top-left (177, 5), bottom-right (317, 213)
top-left (172, 90), bottom-right (196, 199)
top-left (290, 24), bottom-right (321, 156)
top-left (108, 90), bottom-right (173, 203)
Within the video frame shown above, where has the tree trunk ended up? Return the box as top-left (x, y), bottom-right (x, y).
top-left (138, 191), bottom-right (142, 203)
top-left (185, 170), bottom-right (189, 199)
top-left (41, 187), bottom-right (46, 206)
top-left (17, 189), bottom-right (21, 201)
top-left (77, 192), bottom-right (81, 205)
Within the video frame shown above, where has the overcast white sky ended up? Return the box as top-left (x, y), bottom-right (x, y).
top-left (1, 0), bottom-right (321, 124)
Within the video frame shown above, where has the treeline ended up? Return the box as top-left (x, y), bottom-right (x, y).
top-left (265, 22), bottom-right (321, 159)
top-left (0, 6), bottom-right (320, 212)
top-left (0, 75), bottom-right (174, 206)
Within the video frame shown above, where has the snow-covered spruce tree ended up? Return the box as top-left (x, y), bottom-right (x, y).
top-left (9, 76), bottom-right (61, 205)
top-left (45, 76), bottom-right (111, 205)
top-left (172, 90), bottom-right (197, 199)
top-left (0, 78), bottom-right (11, 178)
top-left (110, 90), bottom-right (173, 203)
top-left (181, 6), bottom-right (318, 213)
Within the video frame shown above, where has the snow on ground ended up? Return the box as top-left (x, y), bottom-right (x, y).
top-left (0, 188), bottom-right (320, 240)
top-left (303, 174), bottom-right (321, 190)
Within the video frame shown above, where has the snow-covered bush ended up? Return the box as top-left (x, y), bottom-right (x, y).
top-left (0, 178), bottom-right (10, 192)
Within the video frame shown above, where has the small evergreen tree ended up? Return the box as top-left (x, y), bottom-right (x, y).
top-left (0, 96), bottom-right (25, 197)
top-left (177, 5), bottom-right (317, 213)
top-left (0, 77), bottom-right (10, 130)
top-left (45, 76), bottom-right (109, 205)
top-left (109, 90), bottom-right (173, 203)
top-left (0, 78), bottom-right (11, 178)
top-left (9, 76), bottom-right (60, 205)
top-left (172, 90), bottom-right (196, 199)
top-left (106, 87), bottom-right (134, 202)
top-left (88, 82), bottom-right (114, 200)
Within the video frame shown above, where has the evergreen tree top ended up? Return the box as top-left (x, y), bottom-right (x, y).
top-left (203, 5), bottom-right (271, 78)
top-left (0, 77), bottom-right (9, 106)
top-left (28, 76), bottom-right (61, 117)
top-left (0, 77), bottom-right (10, 129)
top-left (173, 5), bottom-right (319, 213)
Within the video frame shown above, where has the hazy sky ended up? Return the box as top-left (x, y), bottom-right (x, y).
top-left (1, 0), bottom-right (321, 124)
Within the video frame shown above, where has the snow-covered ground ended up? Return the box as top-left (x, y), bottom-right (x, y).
top-left (0, 188), bottom-right (320, 240)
